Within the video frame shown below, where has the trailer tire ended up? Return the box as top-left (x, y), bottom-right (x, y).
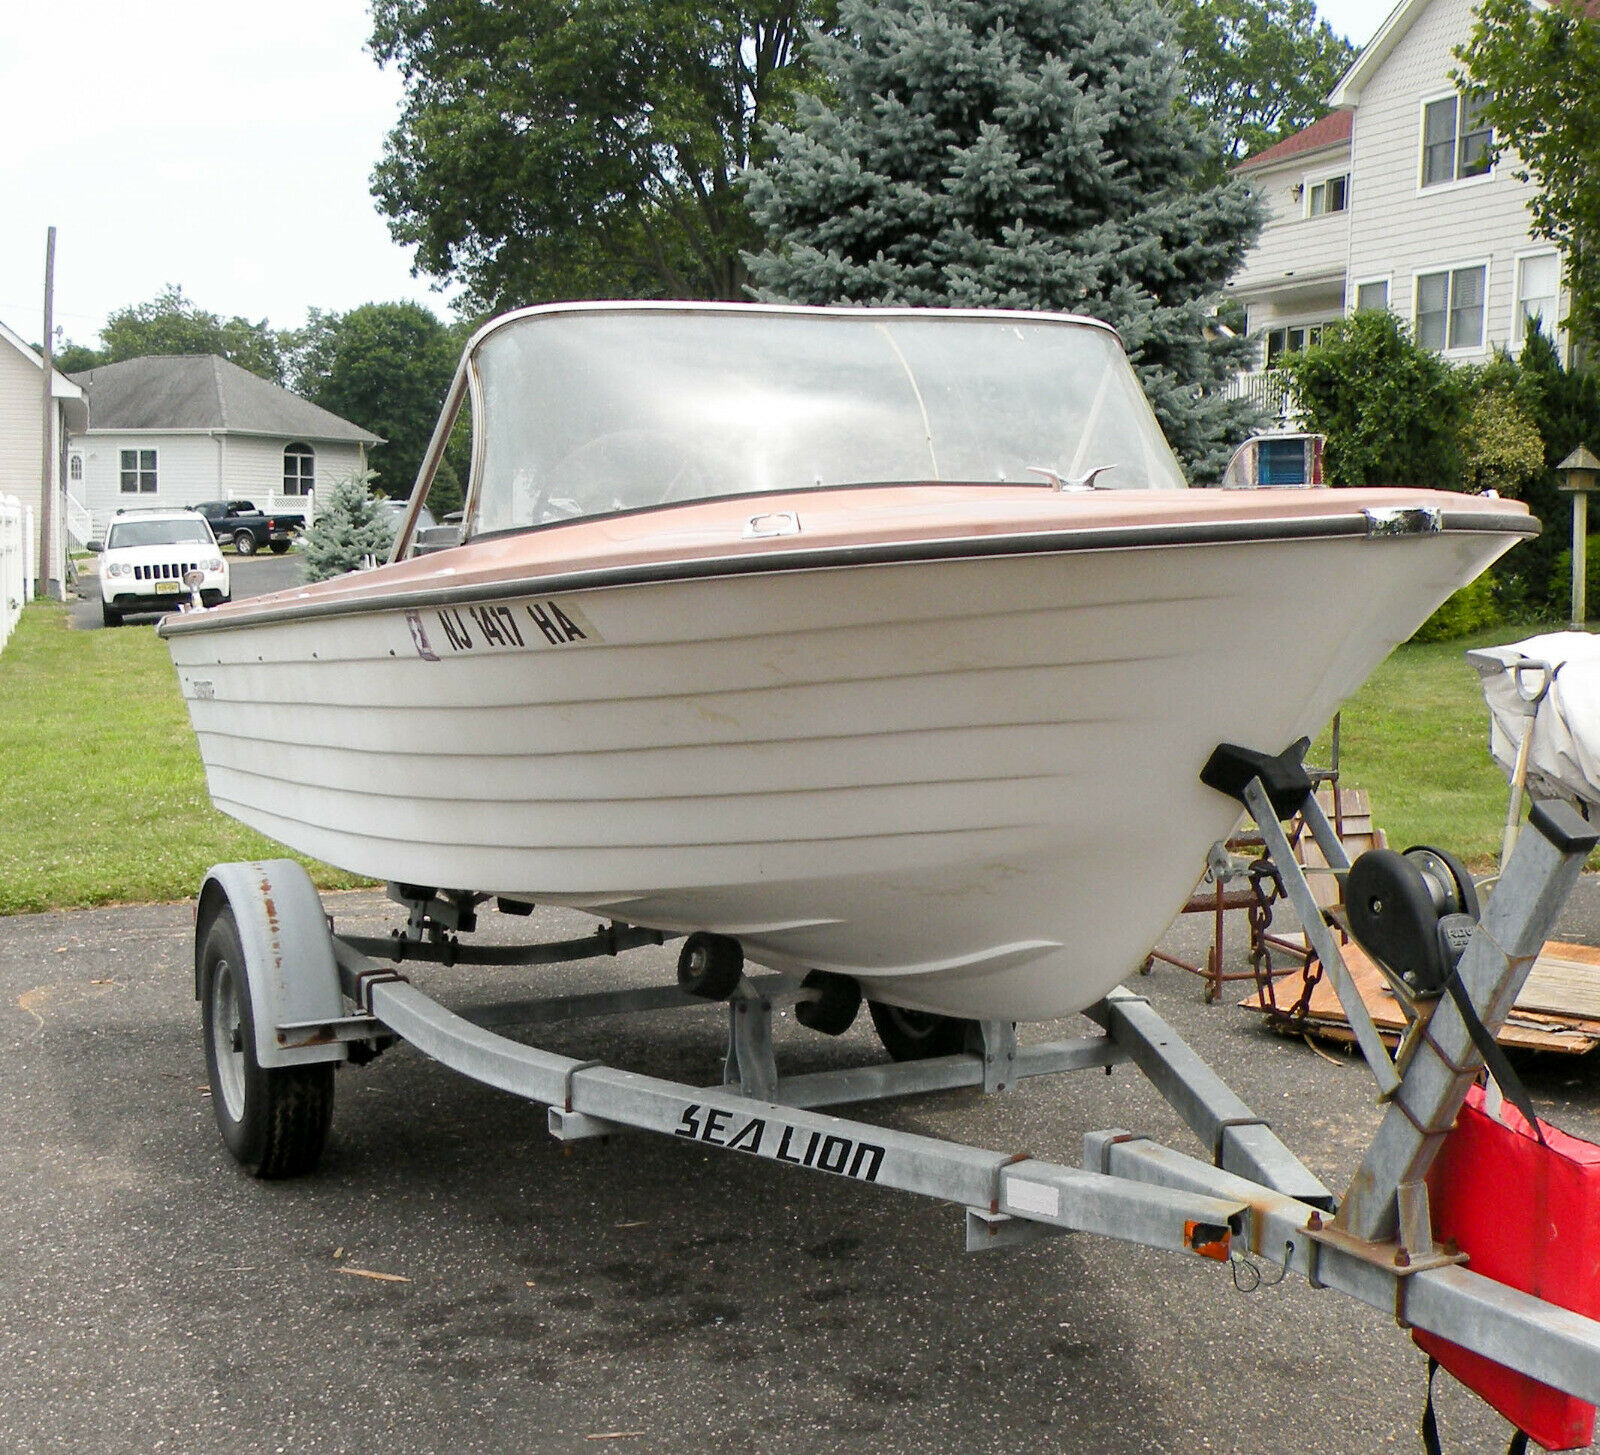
top-left (200, 903), bottom-right (334, 1178)
top-left (868, 1001), bottom-right (973, 1062)
top-left (678, 932), bottom-right (743, 999)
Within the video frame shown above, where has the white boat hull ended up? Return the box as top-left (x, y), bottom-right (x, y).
top-left (169, 526), bottom-right (1506, 1020)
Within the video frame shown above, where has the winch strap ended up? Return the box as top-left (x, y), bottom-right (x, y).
top-left (1440, 969), bottom-right (1548, 1148)
top-left (1421, 1357), bottom-right (1531, 1455)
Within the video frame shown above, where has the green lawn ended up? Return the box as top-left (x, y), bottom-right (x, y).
top-left (1312, 625), bottom-right (1531, 869)
top-left (0, 603), bottom-right (369, 915)
top-left (0, 601), bottom-right (1547, 915)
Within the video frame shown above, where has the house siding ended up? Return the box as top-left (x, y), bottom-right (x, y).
top-left (1233, 150), bottom-right (1352, 304)
top-left (0, 338), bottom-right (43, 521)
top-left (1346, 0), bottom-right (1547, 358)
top-left (223, 435), bottom-right (366, 505)
top-left (79, 434), bottom-right (223, 537)
top-left (78, 432), bottom-right (365, 538)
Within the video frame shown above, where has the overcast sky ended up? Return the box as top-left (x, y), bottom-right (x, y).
top-left (0, 0), bottom-right (1399, 350)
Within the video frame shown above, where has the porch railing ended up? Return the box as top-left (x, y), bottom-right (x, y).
top-left (64, 491), bottom-right (94, 549)
top-left (1226, 370), bottom-right (1299, 424)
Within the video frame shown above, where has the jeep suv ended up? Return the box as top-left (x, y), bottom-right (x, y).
top-left (92, 509), bottom-right (230, 627)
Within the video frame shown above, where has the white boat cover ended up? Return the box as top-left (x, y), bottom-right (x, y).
top-left (1471, 631), bottom-right (1600, 810)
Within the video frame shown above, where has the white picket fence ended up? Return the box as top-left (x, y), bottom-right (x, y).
top-left (1, 494), bottom-right (36, 654)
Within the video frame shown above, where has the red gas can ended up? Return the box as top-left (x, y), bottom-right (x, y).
top-left (1414, 1083), bottom-right (1600, 1451)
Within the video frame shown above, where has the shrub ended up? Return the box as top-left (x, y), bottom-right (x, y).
top-left (1408, 573), bottom-right (1502, 643)
top-left (299, 471), bottom-right (394, 582)
top-left (1547, 543), bottom-right (1600, 622)
top-left (1458, 386), bottom-right (1546, 497)
top-left (1278, 311), bottom-right (1466, 487)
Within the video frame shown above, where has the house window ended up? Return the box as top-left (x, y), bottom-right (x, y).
top-left (69, 454), bottom-right (82, 482)
top-left (119, 448), bottom-right (157, 494)
top-left (1514, 253), bottom-right (1561, 345)
top-left (1356, 279), bottom-right (1390, 312)
top-left (1308, 174), bottom-right (1349, 217)
top-left (1416, 266), bottom-right (1486, 351)
top-left (283, 442), bottom-right (314, 496)
top-left (1422, 94), bottom-right (1492, 187)
top-left (1264, 323), bottom-right (1323, 367)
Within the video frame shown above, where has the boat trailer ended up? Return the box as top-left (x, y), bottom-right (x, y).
top-left (193, 747), bottom-right (1600, 1443)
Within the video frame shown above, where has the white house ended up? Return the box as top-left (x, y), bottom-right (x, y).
top-left (67, 354), bottom-right (382, 540)
top-left (0, 318), bottom-right (89, 596)
top-left (1227, 0), bottom-right (1569, 413)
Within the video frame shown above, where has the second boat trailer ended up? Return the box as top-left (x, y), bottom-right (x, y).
top-left (194, 745), bottom-right (1600, 1442)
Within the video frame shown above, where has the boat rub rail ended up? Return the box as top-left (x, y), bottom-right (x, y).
top-left (158, 498), bottom-right (1535, 639)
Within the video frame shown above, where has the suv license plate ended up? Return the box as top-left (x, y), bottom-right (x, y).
top-left (156, 580), bottom-right (180, 595)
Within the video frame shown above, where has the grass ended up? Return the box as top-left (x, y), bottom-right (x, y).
top-left (1314, 622), bottom-right (1555, 869)
top-left (0, 602), bottom-right (370, 915)
top-left (0, 601), bottom-right (1551, 915)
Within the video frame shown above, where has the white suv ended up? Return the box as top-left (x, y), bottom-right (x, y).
top-left (93, 509), bottom-right (230, 627)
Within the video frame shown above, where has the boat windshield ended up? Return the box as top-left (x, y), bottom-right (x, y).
top-left (469, 308), bottom-right (1187, 535)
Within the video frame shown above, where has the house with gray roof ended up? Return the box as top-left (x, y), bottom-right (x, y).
top-left (67, 354), bottom-right (382, 539)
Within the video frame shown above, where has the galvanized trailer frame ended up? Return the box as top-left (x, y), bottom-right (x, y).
top-left (197, 776), bottom-right (1600, 1425)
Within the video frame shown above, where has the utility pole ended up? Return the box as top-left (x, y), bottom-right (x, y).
top-left (37, 226), bottom-right (60, 600)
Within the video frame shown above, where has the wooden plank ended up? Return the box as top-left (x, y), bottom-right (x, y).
top-left (1516, 943), bottom-right (1600, 1020)
top-left (1242, 939), bottom-right (1600, 1056)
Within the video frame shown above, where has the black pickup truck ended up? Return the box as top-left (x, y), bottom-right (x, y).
top-left (191, 500), bottom-right (307, 555)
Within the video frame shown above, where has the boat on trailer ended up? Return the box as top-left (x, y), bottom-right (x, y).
top-left (162, 305), bottom-right (1600, 1444)
top-left (158, 303), bottom-right (1533, 1023)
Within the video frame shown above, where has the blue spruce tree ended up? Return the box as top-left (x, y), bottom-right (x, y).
top-left (300, 472), bottom-right (396, 582)
top-left (744, 0), bottom-right (1264, 478)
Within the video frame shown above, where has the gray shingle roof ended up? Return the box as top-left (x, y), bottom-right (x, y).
top-left (67, 355), bottom-right (383, 445)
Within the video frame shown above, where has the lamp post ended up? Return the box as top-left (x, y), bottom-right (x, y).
top-left (1557, 444), bottom-right (1600, 627)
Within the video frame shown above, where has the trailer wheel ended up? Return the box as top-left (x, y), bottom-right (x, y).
top-left (678, 932), bottom-right (743, 999)
top-left (200, 904), bottom-right (334, 1178)
top-left (868, 1001), bottom-right (973, 1061)
top-left (795, 971), bottom-right (861, 1036)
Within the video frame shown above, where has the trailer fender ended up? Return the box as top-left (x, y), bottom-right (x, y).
top-left (196, 860), bottom-right (345, 1070)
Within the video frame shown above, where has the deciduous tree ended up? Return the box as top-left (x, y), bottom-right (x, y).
top-left (287, 302), bottom-right (464, 507)
top-left (1168, 0), bottom-right (1355, 172)
top-left (370, 0), bottom-right (832, 308)
top-left (61, 285), bottom-right (285, 382)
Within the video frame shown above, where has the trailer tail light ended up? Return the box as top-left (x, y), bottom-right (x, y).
top-left (1414, 1083), bottom-right (1600, 1451)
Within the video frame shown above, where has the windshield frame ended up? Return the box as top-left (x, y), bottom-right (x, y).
top-left (394, 302), bottom-right (1180, 558)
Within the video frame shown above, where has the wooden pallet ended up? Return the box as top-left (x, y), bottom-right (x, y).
top-left (1240, 939), bottom-right (1600, 1055)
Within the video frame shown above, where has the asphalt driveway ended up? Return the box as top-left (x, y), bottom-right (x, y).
top-left (5, 887), bottom-right (1600, 1454)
